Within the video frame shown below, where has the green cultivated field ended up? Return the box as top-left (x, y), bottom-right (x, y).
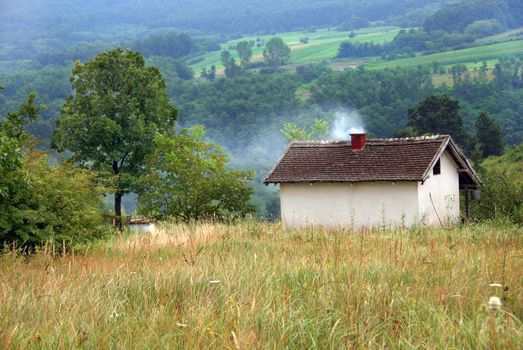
top-left (189, 26), bottom-right (400, 73)
top-left (1, 222), bottom-right (522, 348)
top-left (364, 40), bottom-right (523, 70)
top-left (189, 26), bottom-right (523, 77)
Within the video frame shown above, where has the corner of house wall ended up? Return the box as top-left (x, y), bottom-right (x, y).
top-left (416, 180), bottom-right (424, 226)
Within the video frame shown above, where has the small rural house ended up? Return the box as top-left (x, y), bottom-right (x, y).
top-left (264, 133), bottom-right (480, 228)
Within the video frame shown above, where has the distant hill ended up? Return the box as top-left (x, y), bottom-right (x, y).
top-left (482, 144), bottom-right (523, 180)
top-left (424, 0), bottom-right (523, 33)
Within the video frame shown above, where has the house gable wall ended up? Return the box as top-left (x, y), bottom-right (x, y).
top-left (417, 150), bottom-right (460, 226)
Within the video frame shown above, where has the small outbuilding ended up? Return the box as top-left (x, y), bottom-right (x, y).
top-left (264, 133), bottom-right (480, 228)
top-left (128, 218), bottom-right (156, 233)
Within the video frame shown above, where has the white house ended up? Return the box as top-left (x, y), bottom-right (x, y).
top-left (264, 133), bottom-right (480, 228)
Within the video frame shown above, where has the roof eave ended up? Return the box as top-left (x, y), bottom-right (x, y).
top-left (264, 179), bottom-right (424, 184)
top-left (421, 135), bottom-right (450, 182)
top-left (421, 135), bottom-right (482, 188)
top-left (263, 141), bottom-right (295, 185)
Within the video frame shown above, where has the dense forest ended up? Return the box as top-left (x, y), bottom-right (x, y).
top-left (0, 0), bottom-right (444, 61)
top-left (424, 0), bottom-right (523, 32)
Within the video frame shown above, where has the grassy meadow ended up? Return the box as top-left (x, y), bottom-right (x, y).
top-left (1, 222), bottom-right (522, 349)
top-left (364, 40), bottom-right (523, 71)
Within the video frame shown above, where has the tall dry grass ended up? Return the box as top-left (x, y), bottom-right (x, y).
top-left (1, 222), bottom-right (522, 349)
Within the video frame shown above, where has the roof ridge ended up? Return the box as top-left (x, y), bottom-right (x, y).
top-left (291, 140), bottom-right (348, 144)
top-left (290, 134), bottom-right (449, 146)
top-left (367, 134), bottom-right (449, 142)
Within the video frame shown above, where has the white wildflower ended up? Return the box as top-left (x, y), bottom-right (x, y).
top-left (488, 296), bottom-right (502, 311)
top-left (109, 309), bottom-right (121, 320)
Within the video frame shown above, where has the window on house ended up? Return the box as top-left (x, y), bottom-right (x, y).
top-left (433, 159), bottom-right (441, 175)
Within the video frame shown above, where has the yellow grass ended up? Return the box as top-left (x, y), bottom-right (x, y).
top-left (1, 222), bottom-right (522, 348)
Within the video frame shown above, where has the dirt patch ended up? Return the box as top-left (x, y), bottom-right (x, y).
top-left (330, 59), bottom-right (366, 71)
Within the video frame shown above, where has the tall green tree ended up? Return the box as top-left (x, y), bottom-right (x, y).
top-left (52, 48), bottom-right (177, 228)
top-left (208, 65), bottom-right (217, 80)
top-left (138, 126), bottom-right (254, 221)
top-left (407, 94), bottom-right (468, 146)
top-left (449, 64), bottom-right (468, 86)
top-left (236, 41), bottom-right (253, 67)
top-left (263, 37), bottom-right (291, 70)
top-left (221, 49), bottom-right (241, 78)
top-left (475, 111), bottom-right (504, 158)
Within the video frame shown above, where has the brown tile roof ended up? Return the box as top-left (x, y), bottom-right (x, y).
top-left (264, 135), bottom-right (480, 187)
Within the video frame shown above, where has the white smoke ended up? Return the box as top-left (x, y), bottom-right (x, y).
top-left (330, 109), bottom-right (366, 140)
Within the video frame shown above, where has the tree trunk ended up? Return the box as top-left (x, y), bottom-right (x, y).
top-left (115, 191), bottom-right (123, 230)
top-left (112, 160), bottom-right (123, 230)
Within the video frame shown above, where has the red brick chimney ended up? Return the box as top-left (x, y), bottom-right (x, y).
top-left (350, 133), bottom-right (366, 151)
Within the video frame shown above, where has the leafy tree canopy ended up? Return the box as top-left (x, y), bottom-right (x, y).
top-left (52, 48), bottom-right (178, 226)
top-left (138, 126), bottom-right (254, 221)
top-left (263, 37), bottom-right (291, 70)
top-left (407, 94), bottom-right (469, 146)
top-left (236, 41), bottom-right (253, 67)
top-left (281, 119), bottom-right (329, 142)
top-left (475, 111), bottom-right (504, 158)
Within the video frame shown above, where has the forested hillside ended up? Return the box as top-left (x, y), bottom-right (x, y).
top-left (424, 0), bottom-right (523, 32)
top-left (0, 0), bottom-right (443, 60)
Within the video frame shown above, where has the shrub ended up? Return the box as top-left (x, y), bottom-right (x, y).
top-left (0, 89), bottom-right (108, 249)
top-left (0, 152), bottom-right (107, 248)
top-left (471, 168), bottom-right (523, 224)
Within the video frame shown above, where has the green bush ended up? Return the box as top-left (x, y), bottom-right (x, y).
top-left (0, 90), bottom-right (108, 249)
top-left (471, 169), bottom-right (523, 224)
top-left (0, 152), bottom-right (108, 249)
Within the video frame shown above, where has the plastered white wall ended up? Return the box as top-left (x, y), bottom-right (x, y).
top-left (417, 150), bottom-right (460, 226)
top-left (280, 182), bottom-right (419, 229)
top-left (129, 223), bottom-right (156, 234)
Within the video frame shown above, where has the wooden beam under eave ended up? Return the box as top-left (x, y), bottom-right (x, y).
top-left (464, 186), bottom-right (471, 223)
